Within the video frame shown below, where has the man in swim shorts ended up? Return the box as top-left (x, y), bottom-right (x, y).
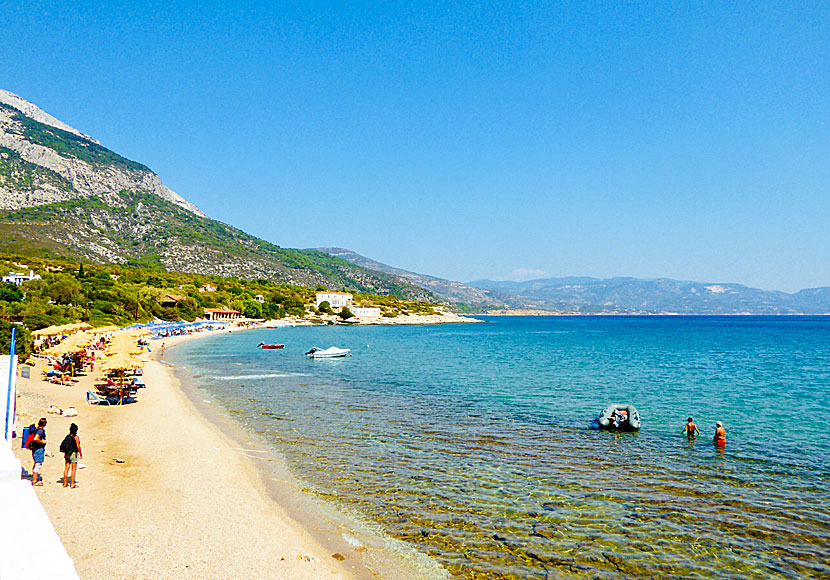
top-left (713, 421), bottom-right (726, 446)
top-left (682, 417), bottom-right (700, 438)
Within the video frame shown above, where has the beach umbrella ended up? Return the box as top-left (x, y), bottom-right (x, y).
top-left (32, 325), bottom-right (57, 337)
top-left (90, 325), bottom-right (121, 334)
top-left (99, 352), bottom-right (145, 404)
top-left (44, 331), bottom-right (95, 356)
top-left (121, 328), bottom-right (150, 337)
top-left (34, 322), bottom-right (90, 337)
top-left (100, 352), bottom-right (145, 372)
top-left (105, 342), bottom-right (144, 356)
top-left (107, 332), bottom-right (146, 349)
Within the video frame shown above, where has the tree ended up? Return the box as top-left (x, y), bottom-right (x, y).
top-left (0, 321), bottom-right (31, 358)
top-left (0, 282), bottom-right (23, 302)
top-left (338, 307), bottom-right (354, 320)
top-left (47, 274), bottom-right (83, 305)
top-left (241, 299), bottom-right (263, 319)
top-left (317, 300), bottom-right (332, 314)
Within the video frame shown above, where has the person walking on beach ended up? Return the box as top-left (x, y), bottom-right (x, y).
top-left (161, 342), bottom-right (165, 356)
top-left (713, 421), bottom-right (726, 446)
top-left (60, 423), bottom-right (83, 488)
top-left (682, 417), bottom-right (700, 438)
top-left (30, 418), bottom-right (47, 486)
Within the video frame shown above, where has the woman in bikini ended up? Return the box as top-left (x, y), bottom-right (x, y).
top-left (713, 421), bottom-right (726, 446)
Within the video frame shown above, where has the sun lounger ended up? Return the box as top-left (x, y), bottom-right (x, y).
top-left (86, 391), bottom-right (113, 405)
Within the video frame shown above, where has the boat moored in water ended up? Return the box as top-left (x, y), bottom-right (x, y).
top-left (257, 342), bottom-right (285, 349)
top-left (595, 403), bottom-right (641, 431)
top-left (305, 346), bottom-right (350, 358)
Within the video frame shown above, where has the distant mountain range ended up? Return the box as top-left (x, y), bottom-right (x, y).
top-left (468, 277), bottom-right (830, 315)
top-left (319, 249), bottom-right (830, 315)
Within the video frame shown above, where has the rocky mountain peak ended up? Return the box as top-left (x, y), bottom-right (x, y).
top-left (0, 89), bottom-right (205, 217)
top-left (0, 89), bottom-right (98, 143)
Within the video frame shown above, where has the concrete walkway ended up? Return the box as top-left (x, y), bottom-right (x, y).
top-left (0, 446), bottom-right (80, 579)
top-left (1, 353), bottom-right (80, 580)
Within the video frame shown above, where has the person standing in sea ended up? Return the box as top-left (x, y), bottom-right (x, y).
top-left (30, 418), bottom-right (47, 486)
top-left (713, 421), bottom-right (726, 446)
top-left (682, 417), bottom-right (700, 438)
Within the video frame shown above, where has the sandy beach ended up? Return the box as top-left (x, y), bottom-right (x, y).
top-left (11, 329), bottom-right (380, 580)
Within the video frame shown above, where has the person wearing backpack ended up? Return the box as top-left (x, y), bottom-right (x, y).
top-left (29, 418), bottom-right (47, 486)
top-left (60, 423), bottom-right (83, 488)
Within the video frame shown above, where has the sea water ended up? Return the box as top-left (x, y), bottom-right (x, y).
top-left (167, 316), bottom-right (830, 579)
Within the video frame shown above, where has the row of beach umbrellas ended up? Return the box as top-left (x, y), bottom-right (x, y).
top-left (40, 324), bottom-right (148, 372)
top-left (32, 321), bottom-right (92, 337)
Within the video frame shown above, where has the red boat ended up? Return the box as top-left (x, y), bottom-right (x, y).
top-left (257, 342), bottom-right (285, 349)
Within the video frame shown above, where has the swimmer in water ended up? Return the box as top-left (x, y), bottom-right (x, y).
top-left (682, 417), bottom-right (700, 438)
top-left (713, 421), bottom-right (726, 446)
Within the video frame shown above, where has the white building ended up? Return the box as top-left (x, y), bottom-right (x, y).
top-left (315, 292), bottom-right (353, 310)
top-left (1, 270), bottom-right (41, 286)
top-left (203, 308), bottom-right (241, 321)
top-left (350, 306), bottom-right (381, 318)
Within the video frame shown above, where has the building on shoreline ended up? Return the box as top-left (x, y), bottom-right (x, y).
top-left (350, 306), bottom-right (381, 317)
top-left (315, 292), bottom-right (381, 318)
top-left (315, 292), bottom-right (353, 310)
top-left (203, 308), bottom-right (241, 321)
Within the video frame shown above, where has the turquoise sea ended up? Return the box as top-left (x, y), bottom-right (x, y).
top-left (167, 316), bottom-right (830, 579)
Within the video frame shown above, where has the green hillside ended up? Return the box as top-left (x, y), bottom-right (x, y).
top-left (0, 190), bottom-right (433, 300)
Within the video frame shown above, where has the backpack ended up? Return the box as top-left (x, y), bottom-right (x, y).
top-left (59, 434), bottom-right (77, 454)
top-left (24, 425), bottom-right (36, 450)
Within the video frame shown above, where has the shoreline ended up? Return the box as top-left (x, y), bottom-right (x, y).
top-left (12, 324), bottom-right (439, 579)
top-left (163, 330), bottom-right (446, 580)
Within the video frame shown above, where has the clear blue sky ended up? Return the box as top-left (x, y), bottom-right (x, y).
top-left (3, 1), bottom-right (828, 292)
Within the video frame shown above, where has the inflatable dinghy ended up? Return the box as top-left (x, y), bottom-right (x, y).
top-left (596, 403), bottom-right (641, 431)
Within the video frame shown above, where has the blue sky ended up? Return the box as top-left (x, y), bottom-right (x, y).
top-left (3, 1), bottom-right (828, 292)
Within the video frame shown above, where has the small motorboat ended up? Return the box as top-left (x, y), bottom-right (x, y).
top-left (257, 342), bottom-right (285, 349)
top-left (594, 403), bottom-right (641, 431)
top-left (305, 346), bottom-right (350, 358)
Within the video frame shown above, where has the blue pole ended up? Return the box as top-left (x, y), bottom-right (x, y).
top-left (4, 328), bottom-right (15, 441)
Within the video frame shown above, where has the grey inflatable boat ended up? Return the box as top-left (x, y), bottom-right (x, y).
top-left (596, 403), bottom-right (641, 431)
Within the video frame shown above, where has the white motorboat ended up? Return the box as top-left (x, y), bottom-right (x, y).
top-left (305, 346), bottom-right (350, 358)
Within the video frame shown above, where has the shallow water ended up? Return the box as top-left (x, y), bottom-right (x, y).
top-left (168, 316), bottom-right (830, 579)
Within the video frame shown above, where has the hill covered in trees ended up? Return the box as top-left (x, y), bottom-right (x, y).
top-left (0, 90), bottom-right (433, 301)
top-left (0, 254), bottom-right (441, 355)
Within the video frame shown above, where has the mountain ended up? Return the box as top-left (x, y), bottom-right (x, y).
top-left (468, 277), bottom-right (830, 315)
top-left (0, 90), bottom-right (203, 216)
top-left (315, 247), bottom-right (502, 307)
top-left (0, 90), bottom-right (433, 300)
top-left (316, 249), bottom-right (830, 314)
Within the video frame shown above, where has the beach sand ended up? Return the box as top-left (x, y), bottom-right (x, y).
top-left (11, 331), bottom-right (373, 580)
